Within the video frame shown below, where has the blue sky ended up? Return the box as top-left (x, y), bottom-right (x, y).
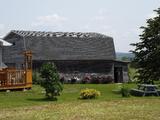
top-left (0, 0), bottom-right (159, 52)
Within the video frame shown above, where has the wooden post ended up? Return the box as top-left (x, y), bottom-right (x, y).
top-left (0, 42), bottom-right (3, 70)
top-left (23, 51), bottom-right (32, 88)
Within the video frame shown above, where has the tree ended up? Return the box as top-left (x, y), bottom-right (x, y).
top-left (40, 63), bottom-right (63, 100)
top-left (121, 56), bottom-right (129, 61)
top-left (131, 8), bottom-right (160, 84)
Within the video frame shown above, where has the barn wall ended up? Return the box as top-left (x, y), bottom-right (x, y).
top-left (2, 37), bottom-right (25, 69)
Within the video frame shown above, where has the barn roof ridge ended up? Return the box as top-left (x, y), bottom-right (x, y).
top-left (9, 30), bottom-right (112, 39)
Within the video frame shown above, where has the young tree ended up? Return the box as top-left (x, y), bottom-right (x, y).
top-left (131, 8), bottom-right (160, 84)
top-left (40, 63), bottom-right (63, 100)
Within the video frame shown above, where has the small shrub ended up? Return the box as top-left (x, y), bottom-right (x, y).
top-left (79, 88), bottom-right (101, 99)
top-left (121, 86), bottom-right (130, 97)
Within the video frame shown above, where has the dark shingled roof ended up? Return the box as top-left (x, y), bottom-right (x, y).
top-left (8, 30), bottom-right (111, 38)
top-left (3, 30), bottom-right (116, 60)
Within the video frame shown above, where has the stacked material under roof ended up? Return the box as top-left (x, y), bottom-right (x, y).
top-left (9, 30), bottom-right (109, 38)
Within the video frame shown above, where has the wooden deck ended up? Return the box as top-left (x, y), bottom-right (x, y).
top-left (0, 68), bottom-right (32, 90)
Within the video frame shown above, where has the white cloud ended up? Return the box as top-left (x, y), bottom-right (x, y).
top-left (32, 14), bottom-right (68, 27)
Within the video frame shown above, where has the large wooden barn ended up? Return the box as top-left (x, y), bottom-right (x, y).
top-left (2, 30), bottom-right (129, 83)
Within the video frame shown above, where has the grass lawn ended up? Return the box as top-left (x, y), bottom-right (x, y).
top-left (0, 84), bottom-right (160, 120)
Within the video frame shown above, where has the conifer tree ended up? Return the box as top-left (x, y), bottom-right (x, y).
top-left (131, 8), bottom-right (160, 84)
top-left (40, 63), bottom-right (63, 100)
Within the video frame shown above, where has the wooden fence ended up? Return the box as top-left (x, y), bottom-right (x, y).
top-left (0, 69), bottom-right (25, 87)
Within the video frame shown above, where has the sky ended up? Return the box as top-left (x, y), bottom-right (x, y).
top-left (0, 0), bottom-right (159, 52)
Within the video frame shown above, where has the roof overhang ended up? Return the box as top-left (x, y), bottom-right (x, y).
top-left (0, 38), bottom-right (12, 46)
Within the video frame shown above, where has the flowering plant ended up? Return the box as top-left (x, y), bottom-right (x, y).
top-left (79, 88), bottom-right (101, 99)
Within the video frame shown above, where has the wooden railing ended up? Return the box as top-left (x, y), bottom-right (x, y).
top-left (0, 69), bottom-right (25, 87)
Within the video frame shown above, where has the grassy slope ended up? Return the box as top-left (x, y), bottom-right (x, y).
top-left (0, 84), bottom-right (136, 108)
top-left (1, 99), bottom-right (160, 120)
top-left (0, 84), bottom-right (160, 120)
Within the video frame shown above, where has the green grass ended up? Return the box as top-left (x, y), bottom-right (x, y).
top-left (0, 84), bottom-right (160, 120)
top-left (0, 84), bottom-right (136, 108)
top-left (1, 99), bottom-right (160, 120)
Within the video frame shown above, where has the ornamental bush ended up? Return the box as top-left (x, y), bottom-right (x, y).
top-left (79, 88), bottom-right (101, 99)
top-left (40, 63), bottom-right (63, 100)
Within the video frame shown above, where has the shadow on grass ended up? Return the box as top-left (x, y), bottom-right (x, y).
top-left (26, 97), bottom-right (57, 102)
